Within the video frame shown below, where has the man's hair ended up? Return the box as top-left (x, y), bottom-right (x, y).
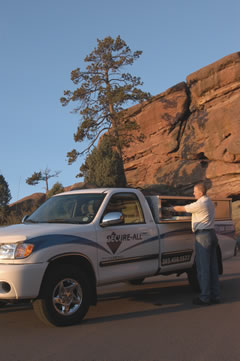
top-left (195, 182), bottom-right (207, 195)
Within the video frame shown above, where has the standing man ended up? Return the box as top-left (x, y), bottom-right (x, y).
top-left (171, 182), bottom-right (220, 305)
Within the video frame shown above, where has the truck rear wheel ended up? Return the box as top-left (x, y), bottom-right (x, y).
top-left (0, 300), bottom-right (7, 307)
top-left (187, 264), bottom-right (200, 292)
top-left (127, 278), bottom-right (145, 285)
top-left (33, 265), bottom-right (90, 327)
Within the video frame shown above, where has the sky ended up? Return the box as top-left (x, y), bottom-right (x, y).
top-left (1, 0), bottom-right (239, 204)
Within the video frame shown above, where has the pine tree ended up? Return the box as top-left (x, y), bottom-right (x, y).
top-left (0, 174), bottom-right (11, 224)
top-left (26, 168), bottom-right (61, 194)
top-left (60, 35), bottom-right (150, 168)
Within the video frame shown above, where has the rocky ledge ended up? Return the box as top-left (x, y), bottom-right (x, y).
top-left (123, 52), bottom-right (240, 200)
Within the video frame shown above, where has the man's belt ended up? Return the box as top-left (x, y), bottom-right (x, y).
top-left (195, 228), bottom-right (214, 234)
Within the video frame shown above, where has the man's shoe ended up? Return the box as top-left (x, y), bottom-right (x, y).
top-left (210, 298), bottom-right (221, 304)
top-left (192, 297), bottom-right (210, 306)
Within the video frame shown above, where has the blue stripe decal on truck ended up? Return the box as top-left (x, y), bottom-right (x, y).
top-left (160, 229), bottom-right (193, 239)
top-left (26, 234), bottom-right (112, 255)
top-left (119, 235), bottom-right (159, 254)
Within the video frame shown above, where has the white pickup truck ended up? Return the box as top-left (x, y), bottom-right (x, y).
top-left (0, 188), bottom-right (236, 326)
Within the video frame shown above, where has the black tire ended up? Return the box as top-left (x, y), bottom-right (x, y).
top-left (216, 245), bottom-right (223, 274)
top-left (187, 264), bottom-right (200, 292)
top-left (33, 265), bottom-right (90, 327)
top-left (234, 244), bottom-right (238, 256)
top-left (127, 278), bottom-right (145, 285)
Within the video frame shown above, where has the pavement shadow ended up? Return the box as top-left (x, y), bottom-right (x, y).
top-left (85, 275), bottom-right (240, 325)
top-left (0, 301), bottom-right (32, 314)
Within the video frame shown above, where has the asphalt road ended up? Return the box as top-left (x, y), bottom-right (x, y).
top-left (1, 253), bottom-right (240, 361)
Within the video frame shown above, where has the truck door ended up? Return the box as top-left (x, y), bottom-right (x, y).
top-left (159, 222), bottom-right (195, 272)
top-left (96, 192), bottom-right (159, 284)
top-left (158, 198), bottom-right (195, 272)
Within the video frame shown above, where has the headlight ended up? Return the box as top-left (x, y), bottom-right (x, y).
top-left (0, 243), bottom-right (34, 259)
top-left (0, 244), bottom-right (16, 259)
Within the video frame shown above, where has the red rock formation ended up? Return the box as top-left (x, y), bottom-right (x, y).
top-left (123, 52), bottom-right (240, 199)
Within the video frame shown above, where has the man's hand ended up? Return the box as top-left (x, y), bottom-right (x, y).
top-left (173, 206), bottom-right (186, 212)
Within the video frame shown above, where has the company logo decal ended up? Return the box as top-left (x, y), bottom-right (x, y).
top-left (106, 232), bottom-right (143, 254)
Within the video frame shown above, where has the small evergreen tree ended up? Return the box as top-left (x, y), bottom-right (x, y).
top-left (79, 135), bottom-right (126, 187)
top-left (47, 182), bottom-right (65, 198)
top-left (0, 174), bottom-right (12, 224)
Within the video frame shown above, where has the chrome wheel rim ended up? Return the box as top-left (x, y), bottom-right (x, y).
top-left (52, 278), bottom-right (83, 316)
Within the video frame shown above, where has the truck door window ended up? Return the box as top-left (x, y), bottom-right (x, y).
top-left (104, 193), bottom-right (145, 224)
top-left (145, 195), bottom-right (192, 223)
top-left (161, 199), bottom-right (192, 221)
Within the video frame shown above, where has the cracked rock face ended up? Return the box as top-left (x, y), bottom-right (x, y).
top-left (123, 52), bottom-right (240, 199)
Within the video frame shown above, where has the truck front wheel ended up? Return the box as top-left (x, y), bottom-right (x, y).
top-left (33, 265), bottom-right (90, 327)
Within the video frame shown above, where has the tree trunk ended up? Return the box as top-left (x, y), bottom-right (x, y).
top-left (46, 179), bottom-right (49, 194)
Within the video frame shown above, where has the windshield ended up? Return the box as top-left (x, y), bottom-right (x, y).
top-left (26, 193), bottom-right (106, 224)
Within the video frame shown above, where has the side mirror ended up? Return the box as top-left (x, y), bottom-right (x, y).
top-left (22, 215), bottom-right (29, 223)
top-left (100, 212), bottom-right (124, 227)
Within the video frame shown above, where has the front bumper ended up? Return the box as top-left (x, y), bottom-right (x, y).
top-left (0, 263), bottom-right (48, 300)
